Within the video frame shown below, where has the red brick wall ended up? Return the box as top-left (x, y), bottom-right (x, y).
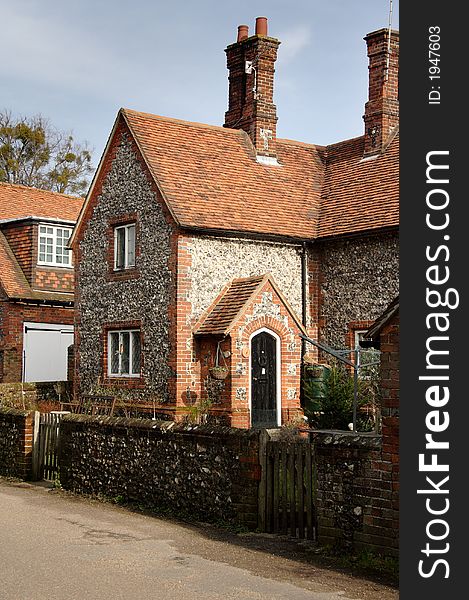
top-left (0, 301), bottom-right (74, 382)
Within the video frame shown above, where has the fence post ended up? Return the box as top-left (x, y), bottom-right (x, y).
top-left (31, 410), bottom-right (40, 481)
top-left (258, 430), bottom-right (268, 532)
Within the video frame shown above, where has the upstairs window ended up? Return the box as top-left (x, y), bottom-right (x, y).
top-left (108, 329), bottom-right (141, 377)
top-left (114, 223), bottom-right (136, 270)
top-left (38, 225), bottom-right (72, 267)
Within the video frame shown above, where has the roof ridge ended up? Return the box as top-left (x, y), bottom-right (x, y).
top-left (122, 108), bottom-right (245, 136)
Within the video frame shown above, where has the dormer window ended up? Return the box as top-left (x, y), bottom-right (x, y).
top-left (38, 225), bottom-right (72, 267)
top-left (114, 223), bottom-right (136, 270)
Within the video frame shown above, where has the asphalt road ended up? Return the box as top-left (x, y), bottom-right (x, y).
top-left (0, 480), bottom-right (398, 600)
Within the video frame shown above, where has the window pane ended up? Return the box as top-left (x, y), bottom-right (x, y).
top-left (63, 248), bottom-right (71, 265)
top-left (121, 332), bottom-right (130, 374)
top-left (109, 333), bottom-right (120, 374)
top-left (115, 228), bottom-right (125, 268)
top-left (127, 225), bottom-right (136, 267)
top-left (131, 331), bottom-right (141, 374)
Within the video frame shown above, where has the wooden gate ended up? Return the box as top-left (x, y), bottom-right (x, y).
top-left (37, 412), bottom-right (63, 481)
top-left (259, 439), bottom-right (316, 540)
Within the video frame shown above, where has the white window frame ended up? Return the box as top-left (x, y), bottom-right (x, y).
top-left (37, 224), bottom-right (73, 267)
top-left (107, 329), bottom-right (141, 378)
top-left (114, 223), bottom-right (136, 270)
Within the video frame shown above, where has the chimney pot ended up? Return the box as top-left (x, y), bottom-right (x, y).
top-left (237, 25), bottom-right (249, 42)
top-left (255, 17), bottom-right (268, 36)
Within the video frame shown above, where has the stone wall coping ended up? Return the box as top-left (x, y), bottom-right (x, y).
top-left (61, 414), bottom-right (260, 439)
top-left (0, 407), bottom-right (32, 418)
top-left (311, 429), bottom-right (382, 449)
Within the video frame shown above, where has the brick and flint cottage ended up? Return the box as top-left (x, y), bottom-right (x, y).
top-left (0, 183), bottom-right (83, 382)
top-left (70, 17), bottom-right (399, 428)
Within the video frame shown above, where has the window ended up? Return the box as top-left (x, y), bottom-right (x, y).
top-left (114, 224), bottom-right (136, 270)
top-left (354, 330), bottom-right (380, 378)
top-left (38, 225), bottom-right (72, 266)
top-left (108, 329), bottom-right (141, 377)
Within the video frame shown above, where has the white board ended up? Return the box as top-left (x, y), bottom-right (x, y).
top-left (23, 322), bottom-right (74, 382)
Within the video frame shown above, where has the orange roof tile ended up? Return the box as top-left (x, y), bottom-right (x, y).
top-left (122, 109), bottom-right (324, 240)
top-left (318, 132), bottom-right (399, 238)
top-left (194, 274), bottom-right (306, 336)
top-left (0, 231), bottom-right (31, 298)
top-left (0, 182), bottom-right (83, 223)
top-left (194, 275), bottom-right (266, 335)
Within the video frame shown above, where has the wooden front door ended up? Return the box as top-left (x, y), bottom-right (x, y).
top-left (251, 331), bottom-right (278, 428)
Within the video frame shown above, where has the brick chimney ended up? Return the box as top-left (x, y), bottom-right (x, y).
top-left (363, 28), bottom-right (399, 156)
top-left (224, 17), bottom-right (280, 164)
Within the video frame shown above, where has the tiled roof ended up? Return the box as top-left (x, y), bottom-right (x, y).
top-left (122, 109), bottom-right (325, 240)
top-left (194, 275), bottom-right (266, 335)
top-left (0, 231), bottom-right (73, 302)
top-left (0, 231), bottom-right (31, 298)
top-left (0, 182), bottom-right (83, 223)
top-left (318, 132), bottom-right (399, 238)
top-left (194, 273), bottom-right (307, 336)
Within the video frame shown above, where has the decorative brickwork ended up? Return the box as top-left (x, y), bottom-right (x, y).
top-left (225, 20), bottom-right (280, 159)
top-left (363, 29), bottom-right (399, 155)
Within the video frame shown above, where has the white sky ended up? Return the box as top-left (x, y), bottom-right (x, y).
top-left (1, 0), bottom-right (399, 166)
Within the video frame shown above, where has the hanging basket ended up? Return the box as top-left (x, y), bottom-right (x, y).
top-left (209, 366), bottom-right (229, 380)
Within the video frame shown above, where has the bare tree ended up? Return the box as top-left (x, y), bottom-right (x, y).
top-left (0, 109), bottom-right (93, 196)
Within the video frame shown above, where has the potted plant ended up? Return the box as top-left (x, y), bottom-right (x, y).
top-left (209, 365), bottom-right (229, 380)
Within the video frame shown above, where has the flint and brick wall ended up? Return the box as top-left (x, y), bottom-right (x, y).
top-left (312, 431), bottom-right (398, 556)
top-left (59, 415), bottom-right (261, 528)
top-left (0, 408), bottom-right (34, 479)
top-left (311, 232), bottom-right (399, 350)
top-left (0, 381), bottom-right (71, 411)
top-left (74, 124), bottom-right (174, 404)
top-left (311, 310), bottom-right (399, 556)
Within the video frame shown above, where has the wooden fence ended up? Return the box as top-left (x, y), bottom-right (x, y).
top-left (259, 437), bottom-right (316, 540)
top-left (36, 412), bottom-right (63, 481)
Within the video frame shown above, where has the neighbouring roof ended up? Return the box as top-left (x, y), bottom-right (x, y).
top-left (0, 231), bottom-right (72, 303)
top-left (0, 182), bottom-right (83, 223)
top-left (0, 183), bottom-right (81, 303)
top-left (193, 273), bottom-right (306, 336)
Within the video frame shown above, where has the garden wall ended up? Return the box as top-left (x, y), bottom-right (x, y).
top-left (0, 381), bottom-right (72, 411)
top-left (58, 415), bottom-right (261, 528)
top-left (312, 430), bottom-right (398, 557)
top-left (0, 408), bottom-right (35, 479)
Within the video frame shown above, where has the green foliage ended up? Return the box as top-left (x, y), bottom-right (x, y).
top-left (0, 109), bottom-right (93, 196)
top-left (303, 364), bottom-right (378, 431)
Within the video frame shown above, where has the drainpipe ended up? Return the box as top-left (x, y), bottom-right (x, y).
top-left (300, 242), bottom-right (308, 408)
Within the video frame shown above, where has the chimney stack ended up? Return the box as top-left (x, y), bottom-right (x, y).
top-left (224, 17), bottom-right (280, 164)
top-left (363, 28), bottom-right (399, 155)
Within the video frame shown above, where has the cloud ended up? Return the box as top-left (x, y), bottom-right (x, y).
top-left (276, 25), bottom-right (312, 65)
